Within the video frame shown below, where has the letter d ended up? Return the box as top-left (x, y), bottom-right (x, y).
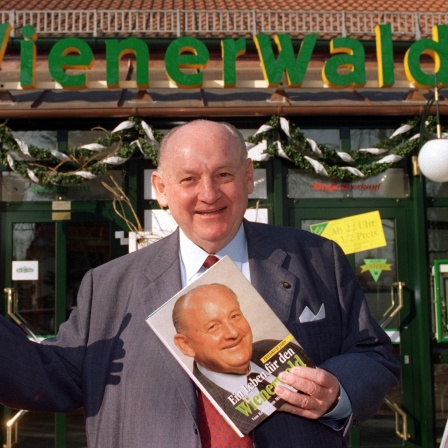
top-left (404, 25), bottom-right (448, 88)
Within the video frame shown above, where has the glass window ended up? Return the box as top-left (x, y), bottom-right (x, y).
top-left (302, 129), bottom-right (340, 149)
top-left (12, 222), bottom-right (56, 336)
top-left (1, 129), bottom-right (125, 202)
top-left (350, 128), bottom-right (393, 149)
top-left (287, 168), bottom-right (409, 199)
top-left (428, 208), bottom-right (448, 265)
top-left (11, 221), bottom-right (112, 336)
top-left (434, 364), bottom-right (448, 443)
top-left (12, 130), bottom-right (57, 149)
top-left (355, 381), bottom-right (403, 447)
top-left (68, 129), bottom-right (107, 148)
top-left (65, 222), bottom-right (111, 313)
top-left (354, 218), bottom-right (399, 330)
top-left (426, 180), bottom-right (448, 198)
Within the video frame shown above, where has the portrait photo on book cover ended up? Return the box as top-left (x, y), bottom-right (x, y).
top-left (146, 256), bottom-right (314, 435)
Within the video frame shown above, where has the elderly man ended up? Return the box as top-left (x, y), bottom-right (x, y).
top-left (172, 284), bottom-right (256, 376)
top-left (172, 282), bottom-right (314, 436)
top-left (0, 119), bottom-right (399, 447)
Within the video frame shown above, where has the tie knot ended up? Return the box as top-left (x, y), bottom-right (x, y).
top-left (247, 372), bottom-right (260, 382)
top-left (203, 255), bottom-right (219, 269)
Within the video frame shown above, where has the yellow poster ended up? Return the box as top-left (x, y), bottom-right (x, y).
top-left (309, 211), bottom-right (387, 255)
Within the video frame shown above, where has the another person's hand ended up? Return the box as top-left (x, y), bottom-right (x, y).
top-left (275, 366), bottom-right (340, 419)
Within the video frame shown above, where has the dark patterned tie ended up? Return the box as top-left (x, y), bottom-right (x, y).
top-left (197, 254), bottom-right (253, 447)
top-left (197, 390), bottom-right (253, 447)
top-left (203, 254), bottom-right (220, 269)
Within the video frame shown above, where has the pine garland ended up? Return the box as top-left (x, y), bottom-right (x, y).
top-left (0, 115), bottom-right (442, 186)
top-left (246, 115), bottom-right (436, 181)
top-left (0, 117), bottom-right (162, 186)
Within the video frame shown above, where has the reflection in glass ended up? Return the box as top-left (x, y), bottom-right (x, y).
top-left (10, 221), bottom-right (111, 446)
top-left (354, 219), bottom-right (399, 329)
top-left (15, 412), bottom-right (56, 448)
top-left (287, 168), bottom-right (409, 199)
top-left (302, 128), bottom-right (340, 149)
top-left (11, 221), bottom-right (112, 337)
top-left (428, 208), bottom-right (448, 265)
top-left (301, 217), bottom-right (402, 446)
top-left (350, 128), bottom-right (392, 149)
top-left (65, 222), bottom-right (111, 314)
top-left (12, 222), bottom-right (56, 336)
top-left (434, 364), bottom-right (448, 444)
top-left (428, 210), bottom-right (448, 344)
top-left (355, 379), bottom-right (403, 447)
top-left (68, 129), bottom-right (106, 148)
top-left (12, 130), bottom-right (57, 150)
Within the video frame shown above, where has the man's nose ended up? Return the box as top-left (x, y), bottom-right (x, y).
top-left (222, 321), bottom-right (239, 338)
top-left (198, 177), bottom-right (221, 203)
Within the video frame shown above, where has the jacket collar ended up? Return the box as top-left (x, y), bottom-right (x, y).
top-left (244, 220), bottom-right (298, 324)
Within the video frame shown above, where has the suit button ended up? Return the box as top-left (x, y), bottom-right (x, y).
top-left (282, 281), bottom-right (291, 288)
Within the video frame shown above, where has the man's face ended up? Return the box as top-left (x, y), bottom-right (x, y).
top-left (175, 285), bottom-right (253, 375)
top-left (151, 121), bottom-right (254, 254)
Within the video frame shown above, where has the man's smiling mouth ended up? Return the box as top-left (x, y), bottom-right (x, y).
top-left (196, 207), bottom-right (226, 215)
top-left (223, 339), bottom-right (244, 350)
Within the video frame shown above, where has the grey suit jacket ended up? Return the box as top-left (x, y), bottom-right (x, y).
top-left (0, 220), bottom-right (400, 448)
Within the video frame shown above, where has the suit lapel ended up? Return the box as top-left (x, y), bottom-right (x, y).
top-left (137, 230), bottom-right (198, 422)
top-left (138, 229), bottom-right (182, 317)
top-left (134, 222), bottom-right (299, 424)
top-left (245, 221), bottom-right (298, 325)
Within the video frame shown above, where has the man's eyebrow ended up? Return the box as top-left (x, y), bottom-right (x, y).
top-left (230, 307), bottom-right (243, 314)
top-left (217, 163), bottom-right (239, 170)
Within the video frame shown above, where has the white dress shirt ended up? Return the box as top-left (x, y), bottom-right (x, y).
top-left (179, 223), bottom-right (250, 288)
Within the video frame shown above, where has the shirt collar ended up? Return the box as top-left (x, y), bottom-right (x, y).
top-left (196, 361), bottom-right (256, 394)
top-left (179, 223), bottom-right (247, 286)
top-left (196, 361), bottom-right (275, 395)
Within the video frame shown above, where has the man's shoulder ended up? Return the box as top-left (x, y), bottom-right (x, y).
top-left (92, 230), bottom-right (178, 275)
top-left (244, 220), bottom-right (331, 248)
top-left (245, 220), bottom-right (315, 237)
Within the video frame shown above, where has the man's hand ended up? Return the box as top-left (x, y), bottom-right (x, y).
top-left (275, 367), bottom-right (340, 419)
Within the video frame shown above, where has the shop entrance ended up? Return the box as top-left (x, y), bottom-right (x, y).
top-left (1, 202), bottom-right (127, 448)
top-left (288, 198), bottom-right (431, 448)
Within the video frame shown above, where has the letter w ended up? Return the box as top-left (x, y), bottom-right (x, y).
top-left (0, 23), bottom-right (12, 68)
top-left (235, 401), bottom-right (254, 416)
top-left (253, 33), bottom-right (317, 87)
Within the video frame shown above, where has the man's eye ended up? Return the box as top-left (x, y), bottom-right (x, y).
top-left (218, 172), bottom-right (233, 180)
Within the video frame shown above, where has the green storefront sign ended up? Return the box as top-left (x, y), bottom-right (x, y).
top-left (1, 23), bottom-right (448, 90)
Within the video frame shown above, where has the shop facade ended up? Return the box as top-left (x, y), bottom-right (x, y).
top-left (1, 7), bottom-right (448, 447)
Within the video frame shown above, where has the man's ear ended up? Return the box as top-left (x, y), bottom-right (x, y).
top-left (151, 171), bottom-right (169, 208)
top-left (245, 158), bottom-right (255, 195)
top-left (174, 334), bottom-right (196, 358)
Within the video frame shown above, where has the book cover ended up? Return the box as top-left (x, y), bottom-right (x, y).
top-left (145, 255), bottom-right (314, 437)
